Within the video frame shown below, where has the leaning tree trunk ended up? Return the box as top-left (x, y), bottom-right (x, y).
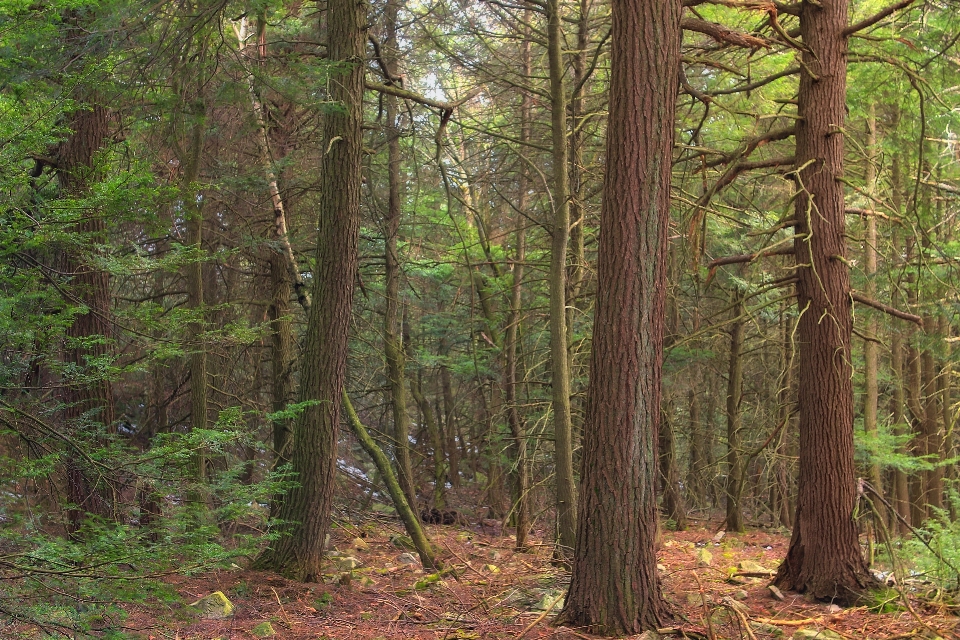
top-left (255, 0), bottom-right (364, 581)
top-left (775, 0), bottom-right (876, 603)
top-left (557, 0), bottom-right (680, 633)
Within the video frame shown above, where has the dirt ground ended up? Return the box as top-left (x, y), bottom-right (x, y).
top-left (68, 519), bottom-right (960, 639)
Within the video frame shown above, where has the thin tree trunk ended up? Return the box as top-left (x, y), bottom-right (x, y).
top-left (725, 293), bottom-right (746, 533)
top-left (381, 0), bottom-right (418, 512)
top-left (863, 103), bottom-right (885, 524)
top-left (410, 373), bottom-right (446, 509)
top-left (343, 392), bottom-right (439, 570)
top-left (547, 0), bottom-right (576, 555)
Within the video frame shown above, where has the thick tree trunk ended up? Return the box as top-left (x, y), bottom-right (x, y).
top-left (255, 0), bottom-right (364, 581)
top-left (775, 0), bottom-right (875, 603)
top-left (59, 94), bottom-right (115, 532)
top-left (547, 0), bottom-right (577, 556)
top-left (557, 0), bottom-right (680, 632)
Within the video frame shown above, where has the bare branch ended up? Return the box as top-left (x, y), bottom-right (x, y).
top-left (850, 292), bottom-right (923, 327)
top-left (844, 0), bottom-right (919, 36)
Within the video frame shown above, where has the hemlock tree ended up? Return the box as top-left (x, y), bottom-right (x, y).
top-left (254, 0), bottom-right (365, 581)
top-left (774, 0), bottom-right (876, 602)
top-left (556, 0), bottom-right (680, 633)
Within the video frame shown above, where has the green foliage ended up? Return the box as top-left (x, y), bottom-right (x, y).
top-left (898, 492), bottom-right (960, 590)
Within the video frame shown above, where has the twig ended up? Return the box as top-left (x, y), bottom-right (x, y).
top-left (516, 592), bottom-right (564, 638)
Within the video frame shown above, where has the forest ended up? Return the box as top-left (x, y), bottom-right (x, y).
top-left (2, 0), bottom-right (960, 637)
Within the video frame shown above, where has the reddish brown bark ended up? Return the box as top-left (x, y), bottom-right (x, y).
top-left (774, 0), bottom-right (875, 603)
top-left (57, 68), bottom-right (115, 531)
top-left (557, 0), bottom-right (680, 633)
top-left (255, 0), bottom-right (364, 581)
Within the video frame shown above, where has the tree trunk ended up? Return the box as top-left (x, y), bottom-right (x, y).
top-left (58, 78), bottom-right (115, 533)
top-left (381, 0), bottom-right (418, 513)
top-left (410, 372), bottom-right (446, 509)
top-left (775, 0), bottom-right (875, 603)
top-left (863, 104), bottom-right (885, 525)
top-left (547, 0), bottom-right (577, 556)
top-left (344, 392), bottom-right (439, 570)
top-left (255, 0), bottom-right (364, 581)
top-left (659, 408), bottom-right (686, 530)
top-left (725, 293), bottom-right (746, 533)
top-left (506, 29), bottom-right (532, 550)
top-left (557, 0), bottom-right (680, 632)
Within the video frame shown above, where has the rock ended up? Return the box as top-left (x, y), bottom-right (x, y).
top-left (251, 621), bottom-right (276, 637)
top-left (188, 591), bottom-right (235, 619)
top-left (727, 576), bottom-right (749, 585)
top-left (713, 531), bottom-right (726, 543)
top-left (696, 548), bottom-right (713, 566)
top-left (686, 592), bottom-right (712, 606)
top-left (657, 564), bottom-right (666, 573)
top-left (358, 575), bottom-right (377, 588)
top-left (824, 604), bottom-right (842, 614)
top-left (331, 555), bottom-right (361, 571)
top-left (638, 631), bottom-right (660, 640)
top-left (792, 628), bottom-right (843, 640)
top-left (735, 590), bottom-right (749, 600)
top-left (351, 537), bottom-right (369, 551)
top-left (768, 585), bottom-right (785, 601)
top-left (738, 560), bottom-right (772, 574)
top-left (533, 589), bottom-right (565, 611)
top-left (751, 622), bottom-right (785, 637)
top-left (398, 552), bottom-right (418, 564)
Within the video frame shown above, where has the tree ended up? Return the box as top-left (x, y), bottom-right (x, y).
top-left (254, 0), bottom-right (365, 581)
top-left (774, 0), bottom-right (876, 603)
top-left (557, 0), bottom-right (680, 633)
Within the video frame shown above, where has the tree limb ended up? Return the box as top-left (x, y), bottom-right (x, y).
top-left (844, 0), bottom-right (919, 36)
top-left (850, 292), bottom-right (923, 327)
top-left (682, 17), bottom-right (769, 49)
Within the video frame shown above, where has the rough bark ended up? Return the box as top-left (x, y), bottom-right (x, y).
top-left (557, 0), bottom-right (680, 632)
top-left (775, 0), bottom-right (876, 603)
top-left (58, 81), bottom-right (115, 532)
top-left (255, 0), bottom-right (364, 581)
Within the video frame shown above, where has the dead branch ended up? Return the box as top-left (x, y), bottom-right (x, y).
top-left (682, 18), bottom-right (769, 49)
top-left (850, 292), bottom-right (923, 327)
top-left (708, 247), bottom-right (794, 269)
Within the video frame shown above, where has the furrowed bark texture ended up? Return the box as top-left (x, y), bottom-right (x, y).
top-left (775, 0), bottom-right (875, 603)
top-left (255, 0), bottom-right (364, 581)
top-left (557, 0), bottom-right (679, 632)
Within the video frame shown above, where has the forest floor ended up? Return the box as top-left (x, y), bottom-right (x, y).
top-left (45, 518), bottom-right (960, 639)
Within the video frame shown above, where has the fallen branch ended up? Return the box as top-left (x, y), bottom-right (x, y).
top-left (850, 292), bottom-right (923, 327)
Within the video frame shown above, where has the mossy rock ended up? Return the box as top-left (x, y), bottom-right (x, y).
top-left (188, 591), bottom-right (235, 619)
top-left (251, 621), bottom-right (276, 637)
